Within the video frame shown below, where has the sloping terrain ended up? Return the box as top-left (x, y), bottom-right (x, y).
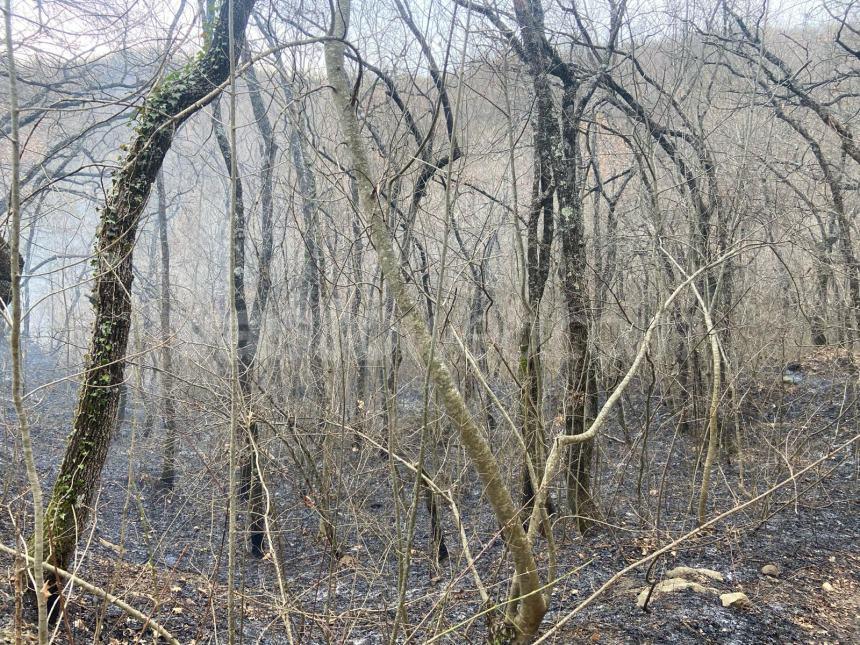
top-left (1, 346), bottom-right (858, 643)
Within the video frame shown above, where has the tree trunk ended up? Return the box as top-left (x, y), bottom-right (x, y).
top-left (156, 172), bottom-right (179, 489)
top-left (211, 93), bottom-right (268, 558)
top-left (557, 152), bottom-right (599, 534)
top-left (6, 5), bottom-right (49, 635)
top-left (514, 17), bottom-right (558, 528)
top-left (811, 240), bottom-right (832, 346)
top-left (0, 235), bottom-right (23, 312)
top-left (243, 58), bottom-right (278, 558)
top-left (39, 0), bottom-right (256, 604)
top-left (511, 0), bottom-right (600, 534)
top-left (324, 4), bottom-right (547, 639)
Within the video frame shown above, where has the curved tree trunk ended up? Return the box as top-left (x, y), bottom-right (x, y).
top-left (39, 0), bottom-right (256, 607)
top-left (324, 3), bottom-right (547, 640)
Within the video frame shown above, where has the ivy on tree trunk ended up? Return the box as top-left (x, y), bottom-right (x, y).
top-left (40, 0), bottom-right (256, 602)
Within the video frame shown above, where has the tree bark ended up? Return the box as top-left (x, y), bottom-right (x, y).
top-left (40, 0), bottom-right (256, 601)
top-left (557, 88), bottom-right (599, 534)
top-left (324, 3), bottom-right (547, 640)
top-left (510, 0), bottom-right (600, 533)
top-left (156, 172), bottom-right (179, 489)
top-left (0, 235), bottom-right (23, 311)
top-left (510, 0), bottom-right (560, 529)
top-left (242, 57), bottom-right (278, 558)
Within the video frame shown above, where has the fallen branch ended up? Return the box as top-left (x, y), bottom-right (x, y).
top-left (0, 543), bottom-right (180, 645)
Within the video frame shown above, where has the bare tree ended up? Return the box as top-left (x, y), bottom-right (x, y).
top-left (38, 0), bottom-right (256, 601)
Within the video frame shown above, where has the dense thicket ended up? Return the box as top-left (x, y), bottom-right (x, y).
top-left (1, 1), bottom-right (858, 643)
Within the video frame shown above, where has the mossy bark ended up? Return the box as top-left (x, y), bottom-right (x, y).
top-left (41, 0), bottom-right (256, 598)
top-left (511, 0), bottom-right (599, 535)
top-left (0, 235), bottom-right (23, 310)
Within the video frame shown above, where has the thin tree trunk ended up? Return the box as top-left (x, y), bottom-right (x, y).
top-left (6, 2), bottom-right (48, 636)
top-left (243, 57), bottom-right (278, 558)
top-left (811, 244), bottom-right (831, 346)
top-left (350, 212), bottom-right (368, 433)
top-left (225, 18), bottom-right (241, 639)
top-left (211, 96), bottom-right (265, 558)
top-left (518, 150), bottom-right (554, 522)
top-left (324, 4), bottom-right (547, 639)
top-left (156, 172), bottom-right (179, 489)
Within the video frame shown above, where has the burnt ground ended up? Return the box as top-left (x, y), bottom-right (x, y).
top-left (0, 345), bottom-right (858, 644)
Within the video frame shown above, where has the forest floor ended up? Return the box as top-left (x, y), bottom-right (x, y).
top-left (0, 345), bottom-right (858, 644)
